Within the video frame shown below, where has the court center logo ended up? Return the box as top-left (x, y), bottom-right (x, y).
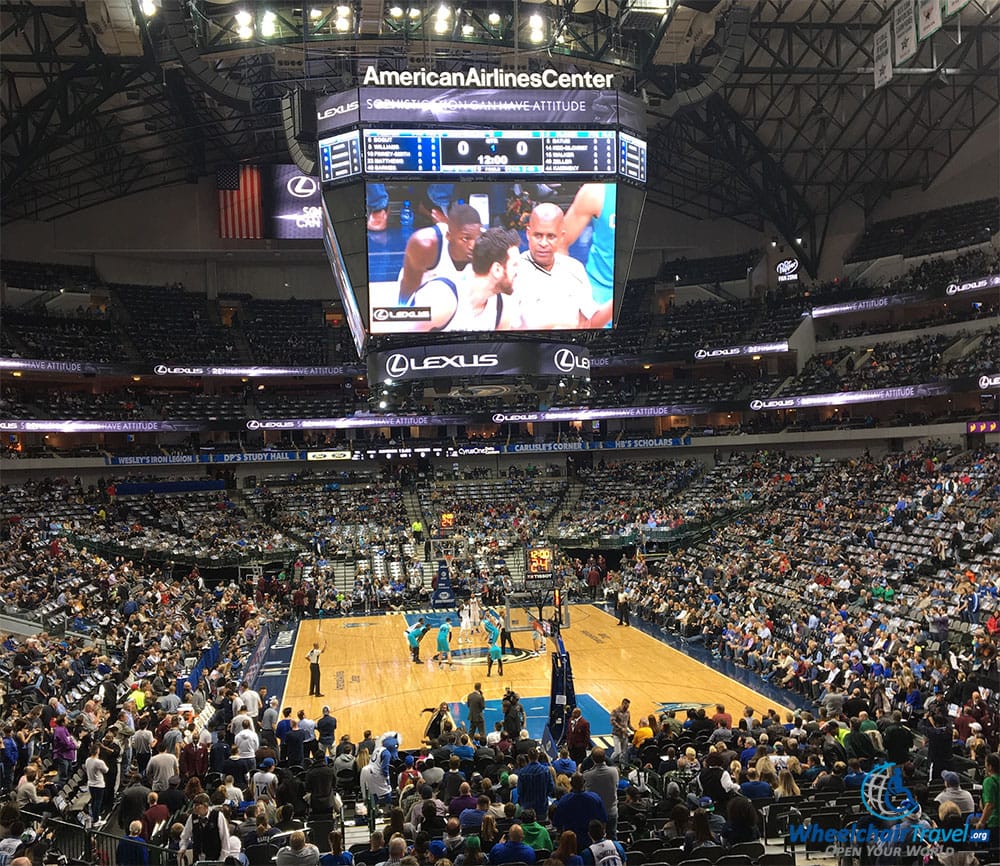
top-left (861, 762), bottom-right (919, 822)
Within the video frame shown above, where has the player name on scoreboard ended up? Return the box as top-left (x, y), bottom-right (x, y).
top-left (362, 129), bottom-right (620, 176)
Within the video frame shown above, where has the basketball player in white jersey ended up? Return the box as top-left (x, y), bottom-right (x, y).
top-left (458, 601), bottom-right (472, 645)
top-left (395, 204), bottom-right (482, 332)
top-left (443, 228), bottom-right (522, 332)
top-left (468, 595), bottom-right (483, 639)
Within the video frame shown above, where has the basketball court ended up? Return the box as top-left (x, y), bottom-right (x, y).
top-left (265, 604), bottom-right (794, 749)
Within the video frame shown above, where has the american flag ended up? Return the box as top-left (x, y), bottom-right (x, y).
top-left (217, 165), bottom-right (263, 239)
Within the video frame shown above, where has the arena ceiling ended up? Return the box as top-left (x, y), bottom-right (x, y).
top-left (2, 0), bottom-right (998, 268)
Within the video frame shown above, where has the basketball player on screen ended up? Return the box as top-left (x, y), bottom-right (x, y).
top-left (559, 183), bottom-right (617, 312)
top-left (394, 204), bottom-right (482, 331)
top-left (444, 228), bottom-right (522, 332)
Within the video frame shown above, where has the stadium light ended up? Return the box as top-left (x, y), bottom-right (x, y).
top-left (379, 400), bottom-right (388, 409)
top-left (529, 27), bottom-right (544, 42)
top-left (434, 18), bottom-right (448, 32)
top-left (389, 5), bottom-right (403, 15)
top-left (461, 23), bottom-right (473, 35)
top-left (437, 4), bottom-right (450, 18)
top-left (528, 13), bottom-right (543, 28)
top-left (237, 23), bottom-right (254, 38)
top-left (488, 11), bottom-right (500, 24)
top-left (335, 15), bottom-right (350, 29)
top-left (141, 0), bottom-right (157, 16)
top-left (235, 9), bottom-right (252, 26)
top-left (260, 10), bottom-right (276, 36)
top-left (409, 7), bottom-right (421, 17)
top-left (336, 5), bottom-right (350, 14)
top-left (310, 8), bottom-right (324, 18)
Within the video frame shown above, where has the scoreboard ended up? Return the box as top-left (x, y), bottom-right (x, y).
top-left (318, 129), bottom-right (362, 184)
top-left (362, 128), bottom-right (619, 176)
top-left (619, 131), bottom-right (647, 184)
top-left (525, 546), bottom-right (555, 581)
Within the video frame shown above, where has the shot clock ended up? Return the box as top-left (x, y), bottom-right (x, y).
top-left (526, 546), bottom-right (554, 578)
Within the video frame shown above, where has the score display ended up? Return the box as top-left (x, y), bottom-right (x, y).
top-left (362, 128), bottom-right (618, 176)
top-left (319, 130), bottom-right (363, 184)
top-left (619, 131), bottom-right (647, 184)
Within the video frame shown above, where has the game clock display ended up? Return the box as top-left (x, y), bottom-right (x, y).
top-left (363, 128), bottom-right (617, 176)
top-left (526, 547), bottom-right (554, 575)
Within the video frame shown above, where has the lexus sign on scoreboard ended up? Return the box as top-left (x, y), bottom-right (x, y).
top-left (368, 342), bottom-right (592, 383)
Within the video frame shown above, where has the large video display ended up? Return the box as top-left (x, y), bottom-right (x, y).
top-left (366, 180), bottom-right (617, 334)
top-left (321, 185), bottom-right (368, 356)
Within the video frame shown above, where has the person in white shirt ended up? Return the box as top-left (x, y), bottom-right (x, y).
top-left (514, 203), bottom-right (608, 330)
top-left (85, 744), bottom-right (110, 822)
top-left (234, 719), bottom-right (260, 782)
top-left (240, 685), bottom-right (262, 720)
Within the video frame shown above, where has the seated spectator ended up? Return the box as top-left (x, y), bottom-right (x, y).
top-left (518, 810), bottom-right (552, 853)
top-left (320, 830), bottom-right (353, 866)
top-left (277, 830), bottom-right (321, 866)
top-left (489, 824), bottom-right (537, 864)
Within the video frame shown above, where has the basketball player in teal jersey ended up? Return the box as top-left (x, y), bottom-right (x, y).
top-left (559, 183), bottom-right (616, 324)
top-left (435, 617), bottom-right (455, 670)
top-left (483, 610), bottom-right (503, 677)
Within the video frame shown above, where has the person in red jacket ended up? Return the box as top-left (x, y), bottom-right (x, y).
top-left (566, 708), bottom-right (592, 765)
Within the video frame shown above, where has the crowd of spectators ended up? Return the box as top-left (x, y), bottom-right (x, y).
top-left (783, 330), bottom-right (981, 397)
top-left (1, 308), bottom-right (128, 365)
top-left (846, 198), bottom-right (997, 262)
top-left (242, 299), bottom-right (338, 367)
top-left (0, 445), bottom-right (998, 866)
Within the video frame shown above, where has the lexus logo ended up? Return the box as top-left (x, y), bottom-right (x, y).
top-left (154, 365), bottom-right (168, 375)
top-left (372, 308), bottom-right (390, 321)
top-left (247, 420), bottom-right (261, 430)
top-left (385, 353), bottom-right (410, 377)
top-left (749, 400), bottom-right (764, 411)
top-left (694, 350), bottom-right (708, 360)
top-left (553, 348), bottom-right (590, 374)
top-left (980, 374), bottom-right (1000, 389)
top-left (287, 175), bottom-right (318, 198)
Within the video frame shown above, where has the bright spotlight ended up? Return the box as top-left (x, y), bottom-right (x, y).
top-left (529, 27), bottom-right (544, 41)
top-left (434, 18), bottom-right (447, 32)
top-left (260, 17), bottom-right (276, 35)
top-left (389, 5), bottom-right (403, 15)
top-left (408, 7), bottom-right (421, 17)
top-left (461, 23), bottom-right (473, 35)
top-left (237, 23), bottom-right (253, 38)
top-left (336, 5), bottom-right (350, 14)
top-left (528, 13), bottom-right (543, 28)
top-left (335, 16), bottom-right (349, 29)
top-left (141, 0), bottom-right (157, 16)
top-left (436, 4), bottom-right (450, 16)
top-left (487, 11), bottom-right (500, 24)
top-left (235, 9), bottom-right (252, 26)
top-left (310, 8), bottom-right (324, 18)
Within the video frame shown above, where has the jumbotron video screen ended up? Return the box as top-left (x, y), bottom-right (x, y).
top-left (310, 80), bottom-right (646, 343)
top-left (366, 180), bottom-right (617, 334)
